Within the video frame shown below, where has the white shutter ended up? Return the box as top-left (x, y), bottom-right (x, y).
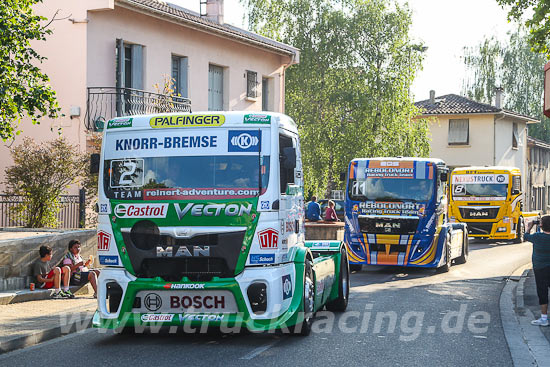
top-left (179, 57), bottom-right (188, 98)
top-left (208, 64), bottom-right (223, 111)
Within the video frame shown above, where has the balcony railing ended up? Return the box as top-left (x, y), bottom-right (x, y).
top-left (86, 87), bottom-right (192, 131)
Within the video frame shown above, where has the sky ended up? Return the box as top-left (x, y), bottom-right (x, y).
top-left (174, 0), bottom-right (518, 101)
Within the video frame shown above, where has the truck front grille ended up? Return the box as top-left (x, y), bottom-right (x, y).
top-left (459, 207), bottom-right (500, 220)
top-left (122, 229), bottom-right (246, 281)
top-left (464, 222), bottom-right (494, 235)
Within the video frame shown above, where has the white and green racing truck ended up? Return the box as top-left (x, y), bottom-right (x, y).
top-left (91, 111), bottom-right (349, 335)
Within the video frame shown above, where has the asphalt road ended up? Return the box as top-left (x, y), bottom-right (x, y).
top-left (0, 240), bottom-right (532, 367)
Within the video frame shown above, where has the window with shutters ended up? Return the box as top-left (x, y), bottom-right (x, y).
top-left (115, 40), bottom-right (143, 90)
top-left (171, 55), bottom-right (188, 98)
top-left (208, 64), bottom-right (224, 111)
top-left (512, 122), bottom-right (519, 149)
top-left (448, 119), bottom-right (469, 145)
top-left (246, 70), bottom-right (258, 98)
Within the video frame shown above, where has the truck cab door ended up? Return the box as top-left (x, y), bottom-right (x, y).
top-left (278, 132), bottom-right (304, 249)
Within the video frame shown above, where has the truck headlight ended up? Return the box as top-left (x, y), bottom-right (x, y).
top-left (497, 227), bottom-right (507, 232)
top-left (503, 217), bottom-right (511, 223)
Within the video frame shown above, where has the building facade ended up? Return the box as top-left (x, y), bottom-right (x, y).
top-left (527, 136), bottom-right (550, 213)
top-left (0, 0), bottom-right (299, 193)
top-left (415, 93), bottom-right (539, 209)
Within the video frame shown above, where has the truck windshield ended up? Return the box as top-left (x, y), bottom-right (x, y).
top-left (348, 177), bottom-right (434, 202)
top-left (103, 155), bottom-right (269, 200)
top-left (452, 183), bottom-right (508, 198)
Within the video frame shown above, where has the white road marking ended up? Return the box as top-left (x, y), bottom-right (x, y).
top-left (239, 339), bottom-right (280, 360)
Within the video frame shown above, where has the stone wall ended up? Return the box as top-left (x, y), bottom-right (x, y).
top-left (305, 222), bottom-right (345, 241)
top-left (0, 229), bottom-right (96, 291)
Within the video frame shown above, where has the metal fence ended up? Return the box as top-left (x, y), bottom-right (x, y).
top-left (0, 193), bottom-right (84, 229)
top-left (85, 87), bottom-right (192, 131)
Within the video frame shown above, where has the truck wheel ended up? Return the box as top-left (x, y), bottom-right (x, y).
top-left (349, 263), bottom-right (362, 272)
top-left (326, 247), bottom-right (349, 312)
top-left (514, 218), bottom-right (524, 244)
top-left (437, 234), bottom-right (451, 273)
top-left (292, 259), bottom-right (315, 336)
top-left (455, 231), bottom-right (469, 265)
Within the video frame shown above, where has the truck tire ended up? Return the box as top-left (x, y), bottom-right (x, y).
top-left (292, 258), bottom-right (315, 336)
top-left (455, 230), bottom-right (469, 264)
top-left (326, 247), bottom-right (350, 312)
top-left (514, 218), bottom-right (524, 244)
top-left (349, 263), bottom-right (362, 272)
top-left (437, 234), bottom-right (451, 273)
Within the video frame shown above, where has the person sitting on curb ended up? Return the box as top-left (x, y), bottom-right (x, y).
top-left (525, 215), bottom-right (550, 327)
top-left (306, 196), bottom-right (321, 222)
top-left (324, 200), bottom-right (339, 222)
top-left (62, 239), bottom-right (100, 298)
top-left (32, 245), bottom-right (74, 299)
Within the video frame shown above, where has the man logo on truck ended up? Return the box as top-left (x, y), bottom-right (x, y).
top-left (156, 245), bottom-right (210, 257)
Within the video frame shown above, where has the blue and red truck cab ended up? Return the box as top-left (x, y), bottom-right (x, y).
top-left (343, 157), bottom-right (468, 272)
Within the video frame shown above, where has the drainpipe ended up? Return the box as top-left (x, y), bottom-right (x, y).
top-left (494, 113), bottom-right (506, 165)
top-left (281, 53), bottom-right (297, 113)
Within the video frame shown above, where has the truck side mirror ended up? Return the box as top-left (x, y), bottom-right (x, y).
top-left (90, 153), bottom-right (100, 174)
top-left (440, 172), bottom-right (448, 182)
top-left (282, 147), bottom-right (296, 169)
top-left (512, 189), bottom-right (520, 195)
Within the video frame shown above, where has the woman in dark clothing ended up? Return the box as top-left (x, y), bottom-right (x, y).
top-left (525, 215), bottom-right (550, 327)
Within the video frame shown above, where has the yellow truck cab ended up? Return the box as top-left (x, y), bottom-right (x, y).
top-left (449, 166), bottom-right (538, 242)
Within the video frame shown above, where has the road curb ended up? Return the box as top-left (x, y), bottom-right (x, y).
top-left (0, 314), bottom-right (93, 355)
top-left (515, 269), bottom-right (550, 365)
top-left (500, 263), bottom-right (550, 367)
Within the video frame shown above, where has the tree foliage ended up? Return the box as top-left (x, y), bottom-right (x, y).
top-left (462, 27), bottom-right (550, 141)
top-left (4, 138), bottom-right (86, 228)
top-left (496, 0), bottom-right (550, 56)
top-left (0, 0), bottom-right (60, 141)
top-left (241, 0), bottom-right (431, 197)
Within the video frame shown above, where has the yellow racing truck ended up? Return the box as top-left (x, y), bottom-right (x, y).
top-left (449, 166), bottom-right (539, 242)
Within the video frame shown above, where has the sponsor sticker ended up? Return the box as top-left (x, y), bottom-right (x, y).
top-left (99, 203), bottom-right (110, 214)
top-left (244, 114), bottom-right (271, 124)
top-left (149, 114), bottom-right (225, 128)
top-left (144, 188), bottom-right (260, 200)
top-left (249, 254), bottom-right (275, 264)
top-left (170, 295), bottom-right (226, 310)
top-left (107, 118), bottom-right (133, 129)
top-left (452, 174), bottom-right (509, 184)
top-left (144, 293), bottom-right (163, 311)
top-left (163, 283), bottom-right (206, 289)
top-left (99, 255), bottom-right (119, 265)
top-left (97, 230), bottom-right (111, 251)
top-left (174, 202), bottom-right (252, 219)
top-left (141, 314), bottom-right (174, 322)
top-left (228, 130), bottom-right (261, 152)
top-left (311, 241), bottom-right (331, 249)
top-left (258, 228), bottom-right (279, 250)
top-left (179, 314), bottom-right (225, 322)
top-left (260, 201), bottom-right (270, 210)
top-left (282, 274), bottom-right (292, 300)
top-left (114, 203), bottom-right (168, 218)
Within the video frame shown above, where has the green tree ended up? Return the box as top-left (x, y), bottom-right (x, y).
top-left (4, 138), bottom-right (86, 228)
top-left (462, 28), bottom-right (550, 141)
top-left (241, 0), bottom-right (430, 197)
top-left (0, 0), bottom-right (60, 141)
top-left (496, 0), bottom-right (550, 56)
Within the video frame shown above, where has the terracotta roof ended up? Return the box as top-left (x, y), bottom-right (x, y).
top-left (414, 93), bottom-right (539, 123)
top-left (415, 94), bottom-right (500, 114)
top-left (116, 0), bottom-right (299, 57)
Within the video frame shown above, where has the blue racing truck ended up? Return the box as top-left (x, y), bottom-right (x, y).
top-left (344, 157), bottom-right (468, 272)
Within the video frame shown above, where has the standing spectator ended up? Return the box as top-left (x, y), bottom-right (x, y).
top-left (306, 196), bottom-right (322, 222)
top-left (525, 216), bottom-right (550, 326)
top-left (63, 239), bottom-right (100, 298)
top-left (324, 200), bottom-right (339, 222)
top-left (33, 245), bottom-right (73, 299)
